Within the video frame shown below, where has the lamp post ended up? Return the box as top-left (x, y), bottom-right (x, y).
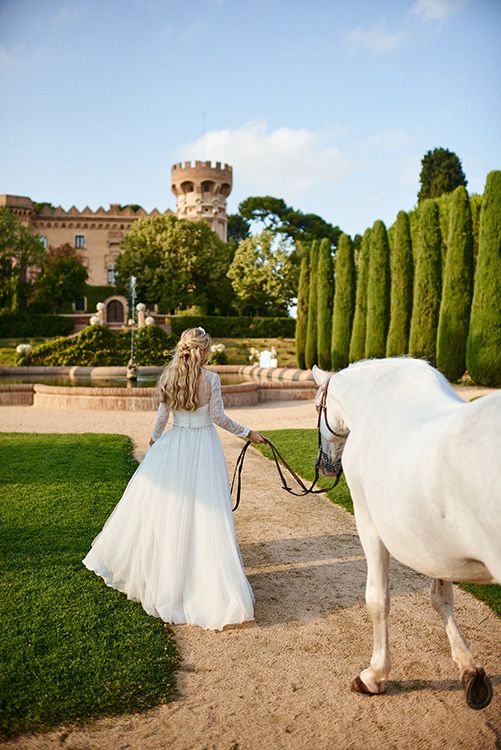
top-left (127, 275), bottom-right (138, 381)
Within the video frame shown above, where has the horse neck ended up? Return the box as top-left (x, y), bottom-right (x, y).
top-left (331, 359), bottom-right (462, 427)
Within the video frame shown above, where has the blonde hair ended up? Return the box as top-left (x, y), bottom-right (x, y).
top-left (157, 327), bottom-right (211, 410)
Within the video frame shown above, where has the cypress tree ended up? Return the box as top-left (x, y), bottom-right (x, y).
top-left (365, 220), bottom-right (391, 359)
top-left (436, 186), bottom-right (474, 381)
top-left (466, 171), bottom-right (501, 386)
top-left (295, 245), bottom-right (310, 369)
top-left (408, 200), bottom-right (442, 364)
top-left (386, 211), bottom-right (413, 356)
top-left (317, 238), bottom-right (334, 370)
top-left (331, 233), bottom-right (356, 370)
top-left (305, 241), bottom-right (319, 369)
top-left (349, 228), bottom-right (371, 362)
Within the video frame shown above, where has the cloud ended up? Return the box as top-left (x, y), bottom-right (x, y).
top-left (343, 23), bottom-right (406, 55)
top-left (411, 0), bottom-right (464, 21)
top-left (0, 46), bottom-right (11, 75)
top-left (177, 120), bottom-right (351, 197)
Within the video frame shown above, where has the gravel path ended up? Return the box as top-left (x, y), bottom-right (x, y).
top-left (1, 397), bottom-right (500, 750)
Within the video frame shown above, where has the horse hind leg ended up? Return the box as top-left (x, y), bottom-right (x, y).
top-left (430, 579), bottom-right (493, 710)
top-left (351, 512), bottom-right (391, 696)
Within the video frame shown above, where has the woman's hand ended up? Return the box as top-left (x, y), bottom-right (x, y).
top-left (247, 430), bottom-right (267, 444)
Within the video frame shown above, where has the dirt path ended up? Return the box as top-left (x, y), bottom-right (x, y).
top-left (1, 400), bottom-right (500, 750)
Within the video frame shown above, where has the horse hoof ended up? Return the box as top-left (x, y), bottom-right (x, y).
top-left (351, 676), bottom-right (381, 695)
top-left (462, 667), bottom-right (493, 710)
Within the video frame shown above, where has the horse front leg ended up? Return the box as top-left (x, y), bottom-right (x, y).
top-left (352, 511), bottom-right (391, 695)
top-left (430, 579), bottom-right (492, 710)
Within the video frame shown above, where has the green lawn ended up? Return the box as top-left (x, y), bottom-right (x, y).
top-left (0, 433), bottom-right (178, 740)
top-left (256, 429), bottom-right (500, 617)
top-left (216, 337), bottom-right (297, 367)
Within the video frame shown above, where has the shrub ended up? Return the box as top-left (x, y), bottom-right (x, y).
top-left (317, 239), bottom-right (334, 370)
top-left (134, 326), bottom-right (176, 365)
top-left (295, 247), bottom-right (310, 370)
top-left (466, 171), bottom-right (501, 386)
top-left (365, 220), bottom-right (391, 359)
top-left (169, 315), bottom-right (295, 339)
top-left (386, 211), bottom-right (414, 356)
top-left (207, 344), bottom-right (227, 365)
top-left (305, 241), bottom-right (319, 369)
top-left (0, 313), bottom-right (74, 338)
top-left (349, 228), bottom-right (371, 362)
top-left (409, 200), bottom-right (442, 364)
top-left (331, 233), bottom-right (356, 370)
top-left (436, 186), bottom-right (474, 381)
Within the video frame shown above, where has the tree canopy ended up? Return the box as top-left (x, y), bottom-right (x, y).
top-left (0, 207), bottom-right (45, 312)
top-left (418, 148), bottom-right (467, 202)
top-left (32, 244), bottom-right (88, 313)
top-left (237, 196), bottom-right (342, 249)
top-left (227, 230), bottom-right (296, 316)
top-left (115, 215), bottom-right (233, 314)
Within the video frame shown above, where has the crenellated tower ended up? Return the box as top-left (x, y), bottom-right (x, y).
top-left (171, 161), bottom-right (232, 242)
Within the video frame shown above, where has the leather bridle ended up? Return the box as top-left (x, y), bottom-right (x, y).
top-left (230, 375), bottom-right (347, 511)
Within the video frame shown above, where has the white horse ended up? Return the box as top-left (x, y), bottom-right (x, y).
top-left (312, 357), bottom-right (501, 710)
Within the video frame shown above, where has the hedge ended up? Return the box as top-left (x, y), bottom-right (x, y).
top-left (17, 325), bottom-right (176, 367)
top-left (168, 315), bottom-right (296, 339)
top-left (0, 314), bottom-right (74, 339)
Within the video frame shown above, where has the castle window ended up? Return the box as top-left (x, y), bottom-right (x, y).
top-left (73, 297), bottom-right (86, 312)
top-left (107, 263), bottom-right (116, 284)
top-left (75, 234), bottom-right (85, 249)
top-left (39, 235), bottom-right (48, 249)
top-left (202, 181), bottom-right (215, 193)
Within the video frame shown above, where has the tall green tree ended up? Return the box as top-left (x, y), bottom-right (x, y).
top-left (386, 211), bottom-right (414, 356)
top-left (418, 148), bottom-right (467, 202)
top-left (237, 196), bottom-right (342, 249)
top-left (365, 221), bottom-right (391, 359)
top-left (349, 228), bottom-right (371, 362)
top-left (227, 230), bottom-right (296, 316)
top-left (408, 200), bottom-right (442, 364)
top-left (305, 241), bottom-right (319, 369)
top-left (331, 233), bottom-right (356, 370)
top-left (436, 187), bottom-right (474, 381)
top-left (466, 171), bottom-right (501, 386)
top-left (295, 245), bottom-right (310, 369)
top-left (316, 238), bottom-right (334, 369)
top-left (116, 215), bottom-right (233, 314)
top-left (0, 207), bottom-right (45, 312)
top-left (32, 244), bottom-right (88, 313)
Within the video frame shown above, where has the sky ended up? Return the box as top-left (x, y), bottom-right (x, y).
top-left (1, 0), bottom-right (500, 237)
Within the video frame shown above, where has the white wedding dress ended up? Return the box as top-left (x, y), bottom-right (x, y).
top-left (83, 369), bottom-right (254, 630)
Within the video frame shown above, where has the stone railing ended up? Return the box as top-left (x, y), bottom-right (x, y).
top-left (0, 365), bottom-right (316, 410)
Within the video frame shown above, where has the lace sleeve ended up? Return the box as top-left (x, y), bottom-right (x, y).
top-left (151, 402), bottom-right (171, 442)
top-left (209, 373), bottom-right (250, 438)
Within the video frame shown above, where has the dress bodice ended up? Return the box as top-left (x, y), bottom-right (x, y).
top-left (151, 369), bottom-right (249, 442)
top-left (171, 403), bottom-right (212, 429)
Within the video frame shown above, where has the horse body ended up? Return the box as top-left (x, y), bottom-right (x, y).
top-left (313, 358), bottom-right (501, 708)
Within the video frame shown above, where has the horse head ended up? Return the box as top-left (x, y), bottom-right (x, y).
top-left (312, 366), bottom-right (349, 478)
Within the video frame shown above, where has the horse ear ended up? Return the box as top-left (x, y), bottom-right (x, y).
top-left (312, 365), bottom-right (329, 386)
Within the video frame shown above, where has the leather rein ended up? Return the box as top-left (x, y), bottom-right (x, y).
top-left (230, 376), bottom-right (345, 511)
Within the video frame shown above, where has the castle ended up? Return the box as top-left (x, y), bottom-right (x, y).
top-left (1, 161), bottom-right (233, 322)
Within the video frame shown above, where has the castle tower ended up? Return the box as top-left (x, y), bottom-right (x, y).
top-left (171, 161), bottom-right (232, 242)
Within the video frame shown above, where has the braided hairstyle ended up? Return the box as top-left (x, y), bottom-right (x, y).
top-left (157, 327), bottom-right (211, 411)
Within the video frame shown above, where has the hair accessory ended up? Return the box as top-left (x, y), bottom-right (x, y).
top-left (197, 327), bottom-right (206, 335)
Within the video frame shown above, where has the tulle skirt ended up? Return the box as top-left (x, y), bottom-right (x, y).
top-left (83, 424), bottom-right (254, 630)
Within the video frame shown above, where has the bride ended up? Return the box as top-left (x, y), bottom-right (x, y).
top-left (83, 327), bottom-right (266, 630)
